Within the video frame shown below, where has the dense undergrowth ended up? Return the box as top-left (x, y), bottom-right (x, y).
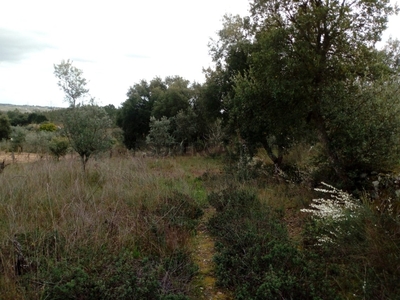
top-left (207, 188), bottom-right (336, 299)
top-left (1, 152), bottom-right (399, 299)
top-left (206, 176), bottom-right (400, 299)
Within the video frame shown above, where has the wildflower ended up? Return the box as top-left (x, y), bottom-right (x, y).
top-left (301, 182), bottom-right (361, 244)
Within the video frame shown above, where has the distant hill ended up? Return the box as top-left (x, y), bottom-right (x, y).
top-left (0, 103), bottom-right (62, 113)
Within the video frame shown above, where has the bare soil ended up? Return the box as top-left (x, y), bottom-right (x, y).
top-left (191, 207), bottom-right (233, 300)
top-left (0, 151), bottom-right (42, 164)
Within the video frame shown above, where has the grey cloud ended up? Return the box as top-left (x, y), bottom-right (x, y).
top-left (0, 28), bottom-right (54, 62)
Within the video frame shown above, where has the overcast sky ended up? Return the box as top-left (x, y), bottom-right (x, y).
top-left (1, 1), bottom-right (399, 108)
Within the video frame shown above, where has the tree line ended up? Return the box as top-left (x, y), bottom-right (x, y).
top-left (117, 0), bottom-right (400, 188)
top-left (1, 0), bottom-right (399, 187)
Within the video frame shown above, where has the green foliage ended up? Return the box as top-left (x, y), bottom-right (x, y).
top-left (117, 80), bottom-right (155, 149)
top-left (103, 104), bottom-right (118, 125)
top-left (172, 108), bottom-right (198, 154)
top-left (146, 116), bottom-right (175, 155)
top-left (302, 184), bottom-right (400, 299)
top-left (27, 112), bottom-right (48, 124)
top-left (5, 110), bottom-right (45, 126)
top-left (203, 14), bottom-right (252, 129)
top-left (152, 76), bottom-right (192, 119)
top-left (24, 130), bottom-right (54, 154)
top-left (6, 109), bottom-right (29, 126)
top-left (118, 76), bottom-right (201, 151)
top-left (41, 248), bottom-right (194, 300)
top-left (208, 188), bottom-right (335, 299)
top-left (39, 122), bottom-right (57, 132)
top-left (0, 113), bottom-right (11, 140)
top-left (49, 136), bottom-right (70, 159)
top-left (63, 105), bottom-right (113, 170)
top-left (210, 0), bottom-right (400, 186)
top-left (157, 192), bottom-right (204, 231)
top-left (10, 126), bottom-right (26, 151)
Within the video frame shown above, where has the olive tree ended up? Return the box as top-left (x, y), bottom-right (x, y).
top-left (217, 0), bottom-right (399, 185)
top-left (146, 116), bottom-right (174, 156)
top-left (63, 105), bottom-right (113, 170)
top-left (54, 60), bottom-right (113, 170)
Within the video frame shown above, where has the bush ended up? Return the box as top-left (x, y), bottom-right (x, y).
top-left (49, 136), bottom-right (70, 159)
top-left (302, 183), bottom-right (400, 299)
top-left (9, 126), bottom-right (26, 151)
top-left (207, 188), bottom-right (334, 299)
top-left (39, 122), bottom-right (57, 132)
top-left (24, 130), bottom-right (54, 154)
top-left (8, 236), bottom-right (196, 300)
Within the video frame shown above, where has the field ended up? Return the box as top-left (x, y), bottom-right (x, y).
top-left (0, 153), bottom-right (229, 299)
top-left (1, 152), bottom-right (399, 299)
top-left (0, 104), bottom-right (56, 113)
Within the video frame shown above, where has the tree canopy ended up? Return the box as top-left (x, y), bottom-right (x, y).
top-left (117, 76), bottom-right (197, 150)
top-left (205, 0), bottom-right (400, 185)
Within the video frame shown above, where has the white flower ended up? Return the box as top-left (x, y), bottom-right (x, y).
top-left (301, 182), bottom-right (361, 244)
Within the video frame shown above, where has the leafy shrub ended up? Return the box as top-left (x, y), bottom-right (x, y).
top-left (25, 248), bottom-right (197, 300)
top-left (39, 122), bottom-right (58, 132)
top-left (49, 136), bottom-right (70, 159)
top-left (9, 126), bottom-right (26, 151)
top-left (208, 188), bottom-right (334, 299)
top-left (302, 183), bottom-right (400, 299)
top-left (24, 130), bottom-right (54, 154)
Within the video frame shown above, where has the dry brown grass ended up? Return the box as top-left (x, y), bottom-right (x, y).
top-left (0, 155), bottom-right (217, 298)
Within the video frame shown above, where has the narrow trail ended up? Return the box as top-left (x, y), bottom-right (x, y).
top-left (191, 207), bottom-right (233, 300)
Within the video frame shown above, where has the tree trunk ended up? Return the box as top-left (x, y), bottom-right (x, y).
top-left (312, 111), bottom-right (350, 184)
top-left (261, 140), bottom-right (284, 168)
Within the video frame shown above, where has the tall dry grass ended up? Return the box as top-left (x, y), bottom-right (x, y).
top-left (0, 155), bottom-right (213, 298)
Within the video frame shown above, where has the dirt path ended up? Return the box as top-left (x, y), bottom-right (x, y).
top-left (191, 207), bottom-right (233, 300)
top-left (0, 151), bottom-right (44, 164)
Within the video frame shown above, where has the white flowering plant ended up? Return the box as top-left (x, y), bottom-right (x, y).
top-left (301, 182), bottom-right (362, 245)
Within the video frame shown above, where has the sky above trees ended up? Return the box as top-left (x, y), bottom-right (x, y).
top-left (0, 0), bottom-right (399, 108)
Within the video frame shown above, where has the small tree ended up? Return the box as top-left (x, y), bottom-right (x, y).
top-left (172, 108), bottom-right (198, 154)
top-left (49, 136), bottom-right (70, 160)
top-left (10, 126), bottom-right (26, 152)
top-left (146, 116), bottom-right (174, 155)
top-left (54, 60), bottom-right (113, 170)
top-left (25, 130), bottom-right (54, 157)
top-left (54, 59), bottom-right (89, 108)
top-left (63, 105), bottom-right (113, 170)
